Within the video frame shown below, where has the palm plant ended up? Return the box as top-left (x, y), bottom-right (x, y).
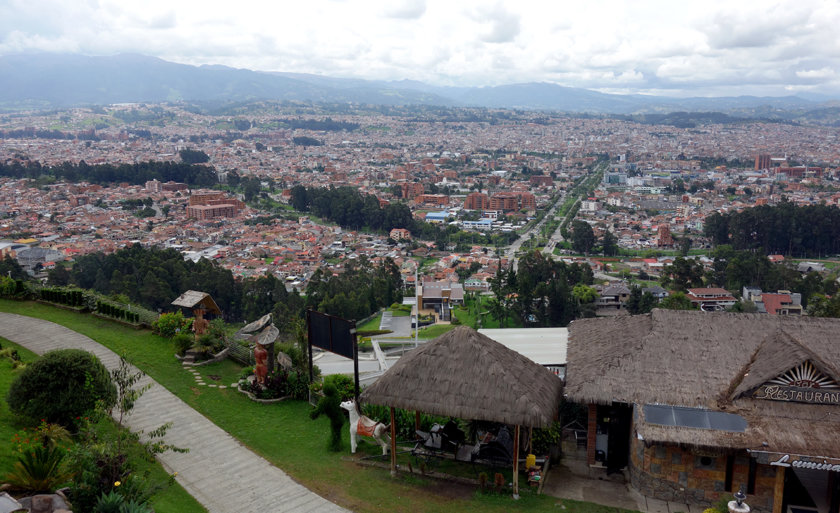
top-left (4, 445), bottom-right (73, 493)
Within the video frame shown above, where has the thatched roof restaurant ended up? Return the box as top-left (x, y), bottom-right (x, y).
top-left (565, 310), bottom-right (840, 513)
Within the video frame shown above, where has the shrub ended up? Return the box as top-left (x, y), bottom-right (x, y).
top-left (94, 491), bottom-right (124, 513)
top-left (531, 420), bottom-right (563, 455)
top-left (3, 445), bottom-right (73, 493)
top-left (0, 275), bottom-right (18, 297)
top-left (172, 334), bottom-right (194, 357)
top-left (7, 349), bottom-right (116, 427)
top-left (314, 374), bottom-right (355, 401)
top-left (152, 311), bottom-right (192, 338)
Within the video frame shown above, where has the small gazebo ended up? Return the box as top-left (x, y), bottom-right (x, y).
top-left (360, 325), bottom-right (563, 496)
top-left (171, 290), bottom-right (222, 337)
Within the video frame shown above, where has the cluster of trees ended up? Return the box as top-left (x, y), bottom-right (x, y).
top-left (488, 250), bottom-right (594, 327)
top-left (290, 185), bottom-right (414, 232)
top-left (305, 257), bottom-right (403, 321)
top-left (67, 244), bottom-right (240, 316)
top-left (0, 160), bottom-right (217, 187)
top-left (178, 148), bottom-right (210, 164)
top-left (292, 136), bottom-right (323, 146)
top-left (289, 185), bottom-right (518, 249)
top-left (660, 246), bottom-right (835, 309)
top-left (56, 244), bottom-right (404, 329)
top-left (279, 118), bottom-right (360, 131)
top-left (704, 201), bottom-right (840, 257)
top-left (569, 220), bottom-right (618, 256)
top-left (0, 128), bottom-right (78, 140)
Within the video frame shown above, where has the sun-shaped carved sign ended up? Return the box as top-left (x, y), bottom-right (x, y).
top-left (768, 361), bottom-right (839, 389)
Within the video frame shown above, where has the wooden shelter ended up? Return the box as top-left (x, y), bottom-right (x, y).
top-left (171, 290), bottom-right (222, 317)
top-left (565, 310), bottom-right (840, 513)
top-left (361, 325), bottom-right (564, 495)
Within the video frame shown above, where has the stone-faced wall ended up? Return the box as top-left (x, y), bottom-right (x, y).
top-left (629, 436), bottom-right (778, 511)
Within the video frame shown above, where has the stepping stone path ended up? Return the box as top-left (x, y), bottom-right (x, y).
top-left (0, 313), bottom-right (349, 513)
top-left (185, 365), bottom-right (228, 389)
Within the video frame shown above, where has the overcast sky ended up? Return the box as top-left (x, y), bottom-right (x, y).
top-left (2, 0), bottom-right (839, 97)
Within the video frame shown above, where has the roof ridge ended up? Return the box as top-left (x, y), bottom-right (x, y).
top-left (732, 327), bottom-right (839, 399)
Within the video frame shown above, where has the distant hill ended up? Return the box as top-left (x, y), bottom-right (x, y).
top-left (1, 53), bottom-right (838, 123)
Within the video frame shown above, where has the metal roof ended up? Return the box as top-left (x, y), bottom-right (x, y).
top-left (478, 327), bottom-right (567, 366)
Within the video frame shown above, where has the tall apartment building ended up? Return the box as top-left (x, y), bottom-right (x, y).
top-left (464, 192), bottom-right (490, 210)
top-left (186, 191), bottom-right (244, 220)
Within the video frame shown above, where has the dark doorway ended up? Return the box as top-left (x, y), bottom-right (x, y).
top-left (606, 403), bottom-right (633, 474)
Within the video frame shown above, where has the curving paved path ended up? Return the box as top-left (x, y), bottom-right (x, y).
top-left (0, 313), bottom-right (349, 513)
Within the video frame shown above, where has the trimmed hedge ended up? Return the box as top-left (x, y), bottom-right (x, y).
top-left (6, 348), bottom-right (116, 427)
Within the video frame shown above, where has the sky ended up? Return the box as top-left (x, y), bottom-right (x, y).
top-left (1, 0), bottom-right (839, 98)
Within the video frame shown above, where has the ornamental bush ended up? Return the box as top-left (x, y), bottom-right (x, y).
top-left (152, 311), bottom-right (192, 338)
top-left (6, 349), bottom-right (117, 427)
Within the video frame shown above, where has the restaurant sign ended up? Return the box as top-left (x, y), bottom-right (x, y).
top-left (754, 384), bottom-right (840, 405)
top-left (769, 454), bottom-right (840, 473)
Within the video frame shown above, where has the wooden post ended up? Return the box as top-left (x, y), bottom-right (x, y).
top-left (773, 466), bottom-right (785, 513)
top-left (513, 425), bottom-right (520, 499)
top-left (528, 426), bottom-right (533, 455)
top-left (390, 407), bottom-right (397, 477)
top-left (415, 411), bottom-right (421, 434)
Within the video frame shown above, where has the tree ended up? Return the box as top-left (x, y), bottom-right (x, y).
top-left (678, 236), bottom-right (692, 257)
top-left (572, 284), bottom-right (598, 304)
top-left (178, 148), bottom-right (210, 164)
top-left (7, 349), bottom-right (116, 427)
top-left (625, 285), bottom-right (656, 315)
top-left (659, 292), bottom-right (695, 310)
top-left (661, 257), bottom-right (704, 292)
top-left (571, 220), bottom-right (595, 254)
top-left (600, 230), bottom-right (619, 256)
top-left (47, 265), bottom-right (71, 286)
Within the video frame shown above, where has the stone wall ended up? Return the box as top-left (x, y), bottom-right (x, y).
top-left (629, 437), bottom-right (778, 511)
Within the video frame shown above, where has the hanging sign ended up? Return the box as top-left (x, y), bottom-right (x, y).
top-left (768, 454), bottom-right (840, 473)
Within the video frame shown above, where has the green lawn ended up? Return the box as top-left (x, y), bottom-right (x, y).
top-left (0, 300), bottom-right (639, 513)
top-left (0, 336), bottom-right (205, 513)
top-left (357, 313), bottom-right (383, 332)
top-left (0, 337), bottom-right (37, 473)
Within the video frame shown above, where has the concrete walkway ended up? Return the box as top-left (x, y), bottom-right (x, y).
top-left (0, 313), bottom-right (349, 513)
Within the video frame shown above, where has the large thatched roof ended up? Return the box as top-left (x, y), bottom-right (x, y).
top-left (565, 310), bottom-right (840, 456)
top-left (360, 326), bottom-right (563, 428)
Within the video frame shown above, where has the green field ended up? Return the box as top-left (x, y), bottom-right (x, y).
top-left (0, 300), bottom-right (638, 513)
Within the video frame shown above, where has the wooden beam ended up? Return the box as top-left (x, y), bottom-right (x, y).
top-left (773, 466), bottom-right (785, 513)
top-left (513, 425), bottom-right (520, 499)
top-left (390, 407), bottom-right (397, 477)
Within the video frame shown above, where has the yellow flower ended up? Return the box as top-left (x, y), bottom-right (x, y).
top-left (114, 481), bottom-right (121, 487)
top-left (173, 472), bottom-right (178, 477)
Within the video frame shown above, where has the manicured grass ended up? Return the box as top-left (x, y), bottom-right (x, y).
top-left (357, 313), bottom-right (383, 332)
top-left (0, 337), bottom-right (38, 473)
top-left (0, 335), bottom-right (205, 513)
top-left (415, 324), bottom-right (458, 339)
top-left (0, 300), bottom-right (640, 513)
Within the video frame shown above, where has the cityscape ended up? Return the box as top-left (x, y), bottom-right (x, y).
top-left (2, 2), bottom-right (840, 513)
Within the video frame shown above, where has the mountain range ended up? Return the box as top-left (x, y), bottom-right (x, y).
top-left (1, 53), bottom-right (837, 119)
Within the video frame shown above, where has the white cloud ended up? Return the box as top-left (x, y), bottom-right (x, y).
top-left (0, 0), bottom-right (838, 96)
top-left (383, 0), bottom-right (427, 19)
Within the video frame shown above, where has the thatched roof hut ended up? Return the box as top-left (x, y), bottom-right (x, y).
top-left (565, 309), bottom-right (840, 457)
top-left (361, 326), bottom-right (563, 428)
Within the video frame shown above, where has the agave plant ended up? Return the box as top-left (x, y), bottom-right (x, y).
top-left (3, 445), bottom-right (74, 493)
